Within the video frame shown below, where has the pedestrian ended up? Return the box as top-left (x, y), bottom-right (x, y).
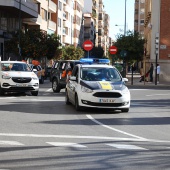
top-left (156, 63), bottom-right (160, 83)
top-left (149, 63), bottom-right (154, 82)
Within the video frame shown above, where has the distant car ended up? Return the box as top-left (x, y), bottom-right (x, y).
top-left (65, 58), bottom-right (130, 112)
top-left (29, 64), bottom-right (45, 84)
top-left (50, 60), bottom-right (81, 93)
top-left (0, 61), bottom-right (39, 96)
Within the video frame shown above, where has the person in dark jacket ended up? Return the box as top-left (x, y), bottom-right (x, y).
top-left (149, 63), bottom-right (154, 82)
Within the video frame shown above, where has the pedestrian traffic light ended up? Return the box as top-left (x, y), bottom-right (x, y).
top-left (155, 33), bottom-right (159, 55)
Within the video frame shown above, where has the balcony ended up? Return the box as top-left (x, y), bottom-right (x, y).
top-left (23, 14), bottom-right (42, 25)
top-left (48, 20), bottom-right (56, 31)
top-left (63, 35), bottom-right (71, 44)
top-left (0, 0), bottom-right (38, 18)
top-left (63, 20), bottom-right (70, 28)
top-left (64, 4), bottom-right (70, 12)
top-left (48, 0), bottom-right (57, 13)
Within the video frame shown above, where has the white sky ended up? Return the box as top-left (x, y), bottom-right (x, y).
top-left (103, 0), bottom-right (135, 40)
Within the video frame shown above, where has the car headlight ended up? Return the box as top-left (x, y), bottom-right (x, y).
top-left (122, 87), bottom-right (129, 94)
top-left (81, 85), bottom-right (93, 93)
top-left (2, 75), bottom-right (11, 79)
top-left (32, 77), bottom-right (38, 80)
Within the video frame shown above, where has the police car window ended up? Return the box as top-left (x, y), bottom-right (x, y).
top-left (81, 67), bottom-right (121, 82)
top-left (54, 62), bottom-right (58, 69)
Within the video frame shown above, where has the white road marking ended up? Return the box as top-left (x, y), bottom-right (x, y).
top-left (47, 142), bottom-right (87, 148)
top-left (0, 140), bottom-right (24, 146)
top-left (106, 144), bottom-right (148, 150)
top-left (0, 133), bottom-right (170, 143)
top-left (0, 97), bottom-right (17, 100)
top-left (146, 94), bottom-right (170, 97)
top-left (86, 115), bottom-right (146, 140)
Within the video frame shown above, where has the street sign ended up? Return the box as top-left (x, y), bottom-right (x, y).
top-left (120, 50), bottom-right (127, 57)
top-left (109, 46), bottom-right (117, 54)
top-left (83, 40), bottom-right (94, 51)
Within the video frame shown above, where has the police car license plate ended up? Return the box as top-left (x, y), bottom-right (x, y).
top-left (99, 99), bottom-right (115, 103)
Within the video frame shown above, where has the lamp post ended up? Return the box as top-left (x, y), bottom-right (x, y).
top-left (18, 0), bottom-right (22, 61)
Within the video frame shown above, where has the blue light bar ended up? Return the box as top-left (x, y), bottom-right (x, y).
top-left (80, 58), bottom-right (110, 64)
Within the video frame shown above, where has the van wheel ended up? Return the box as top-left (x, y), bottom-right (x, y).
top-left (0, 86), bottom-right (4, 96)
top-left (31, 91), bottom-right (38, 96)
top-left (40, 76), bottom-right (44, 84)
top-left (52, 79), bottom-right (60, 93)
top-left (75, 95), bottom-right (82, 111)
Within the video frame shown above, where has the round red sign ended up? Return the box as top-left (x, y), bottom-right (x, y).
top-left (109, 46), bottom-right (117, 54)
top-left (83, 40), bottom-right (94, 51)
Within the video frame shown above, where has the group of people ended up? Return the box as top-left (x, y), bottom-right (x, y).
top-left (140, 63), bottom-right (160, 83)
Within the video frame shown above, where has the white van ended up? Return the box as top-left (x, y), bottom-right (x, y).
top-left (0, 61), bottom-right (39, 96)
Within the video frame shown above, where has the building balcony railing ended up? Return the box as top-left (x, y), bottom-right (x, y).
top-left (48, 20), bottom-right (56, 31)
top-left (48, 0), bottom-right (57, 13)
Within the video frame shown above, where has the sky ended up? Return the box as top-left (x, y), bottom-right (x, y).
top-left (103, 0), bottom-right (135, 40)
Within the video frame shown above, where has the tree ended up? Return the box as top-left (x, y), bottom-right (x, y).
top-left (60, 45), bottom-right (84, 60)
top-left (4, 29), bottom-right (61, 60)
top-left (114, 31), bottom-right (146, 63)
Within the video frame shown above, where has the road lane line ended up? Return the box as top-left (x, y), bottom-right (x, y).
top-left (47, 142), bottom-right (87, 148)
top-left (106, 144), bottom-right (148, 150)
top-left (46, 88), bottom-right (52, 92)
top-left (0, 140), bottom-right (24, 146)
top-left (146, 94), bottom-right (170, 97)
top-left (86, 115), bottom-right (146, 140)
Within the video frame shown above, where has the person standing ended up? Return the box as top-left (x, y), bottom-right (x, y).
top-left (149, 63), bottom-right (154, 82)
top-left (156, 64), bottom-right (160, 83)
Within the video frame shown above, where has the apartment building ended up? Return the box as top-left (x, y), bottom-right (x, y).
top-left (143, 0), bottom-right (170, 82)
top-left (134, 0), bottom-right (145, 38)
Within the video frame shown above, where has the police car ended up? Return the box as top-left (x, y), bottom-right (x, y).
top-left (65, 58), bottom-right (130, 112)
top-left (0, 61), bottom-right (39, 96)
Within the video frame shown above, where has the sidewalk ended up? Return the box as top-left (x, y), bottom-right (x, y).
top-left (126, 73), bottom-right (170, 89)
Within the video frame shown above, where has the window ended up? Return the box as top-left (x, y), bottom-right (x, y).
top-left (140, 8), bottom-right (145, 14)
top-left (58, 1), bottom-right (62, 11)
top-left (140, 19), bottom-right (144, 25)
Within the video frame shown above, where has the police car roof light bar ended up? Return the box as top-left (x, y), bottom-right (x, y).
top-left (80, 58), bottom-right (110, 64)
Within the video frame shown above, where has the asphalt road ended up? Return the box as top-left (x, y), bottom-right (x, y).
top-left (0, 80), bottom-right (170, 170)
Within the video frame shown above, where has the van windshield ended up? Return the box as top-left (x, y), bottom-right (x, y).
top-left (1, 63), bottom-right (31, 72)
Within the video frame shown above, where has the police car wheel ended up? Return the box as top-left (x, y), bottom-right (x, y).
top-left (52, 79), bottom-right (60, 93)
top-left (31, 91), bottom-right (38, 96)
top-left (75, 95), bottom-right (81, 111)
top-left (121, 108), bottom-right (129, 113)
top-left (0, 86), bottom-right (4, 96)
top-left (65, 90), bottom-right (71, 105)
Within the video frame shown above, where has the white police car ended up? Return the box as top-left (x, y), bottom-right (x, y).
top-left (0, 61), bottom-right (39, 96)
top-left (65, 58), bottom-right (130, 112)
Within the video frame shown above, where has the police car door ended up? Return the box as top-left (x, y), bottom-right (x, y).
top-left (68, 65), bottom-right (79, 104)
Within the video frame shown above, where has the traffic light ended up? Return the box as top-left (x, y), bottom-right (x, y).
top-left (155, 33), bottom-right (159, 55)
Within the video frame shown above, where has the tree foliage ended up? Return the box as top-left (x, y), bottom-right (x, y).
top-left (4, 29), bottom-right (61, 60)
top-left (114, 31), bottom-right (146, 63)
top-left (59, 45), bottom-right (84, 60)
top-left (90, 46), bottom-right (104, 58)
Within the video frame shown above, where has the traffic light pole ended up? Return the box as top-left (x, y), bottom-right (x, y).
top-left (155, 53), bottom-right (158, 85)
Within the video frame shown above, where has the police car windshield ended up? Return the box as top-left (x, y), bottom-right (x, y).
top-left (81, 67), bottom-right (121, 82)
top-left (1, 63), bottom-right (31, 72)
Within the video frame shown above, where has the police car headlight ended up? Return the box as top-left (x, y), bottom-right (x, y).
top-left (81, 86), bottom-right (93, 93)
top-left (2, 75), bottom-right (11, 79)
top-left (32, 77), bottom-right (38, 80)
top-left (122, 87), bottom-right (129, 94)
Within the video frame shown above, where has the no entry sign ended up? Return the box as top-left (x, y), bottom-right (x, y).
top-left (109, 46), bottom-right (117, 54)
top-left (83, 40), bottom-right (93, 51)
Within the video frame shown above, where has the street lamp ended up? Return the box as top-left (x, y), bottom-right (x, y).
top-left (18, 0), bottom-right (22, 61)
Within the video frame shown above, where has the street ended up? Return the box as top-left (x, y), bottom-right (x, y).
top-left (0, 80), bottom-right (170, 170)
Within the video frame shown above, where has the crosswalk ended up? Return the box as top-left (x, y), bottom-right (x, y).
top-left (0, 140), bottom-right (149, 150)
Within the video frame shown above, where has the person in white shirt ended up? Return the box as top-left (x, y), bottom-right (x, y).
top-left (156, 64), bottom-right (160, 83)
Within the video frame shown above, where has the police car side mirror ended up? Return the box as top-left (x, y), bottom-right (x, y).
top-left (123, 78), bottom-right (128, 82)
top-left (70, 76), bottom-right (76, 81)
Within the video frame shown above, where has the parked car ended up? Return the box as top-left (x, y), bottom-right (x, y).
top-left (0, 61), bottom-right (39, 96)
top-left (29, 64), bottom-right (45, 84)
top-left (50, 60), bottom-right (81, 93)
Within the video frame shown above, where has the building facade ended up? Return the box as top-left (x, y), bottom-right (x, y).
top-left (144, 0), bottom-right (170, 82)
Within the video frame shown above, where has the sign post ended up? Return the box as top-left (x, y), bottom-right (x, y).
top-left (109, 46), bottom-right (117, 65)
top-left (83, 40), bottom-right (94, 58)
